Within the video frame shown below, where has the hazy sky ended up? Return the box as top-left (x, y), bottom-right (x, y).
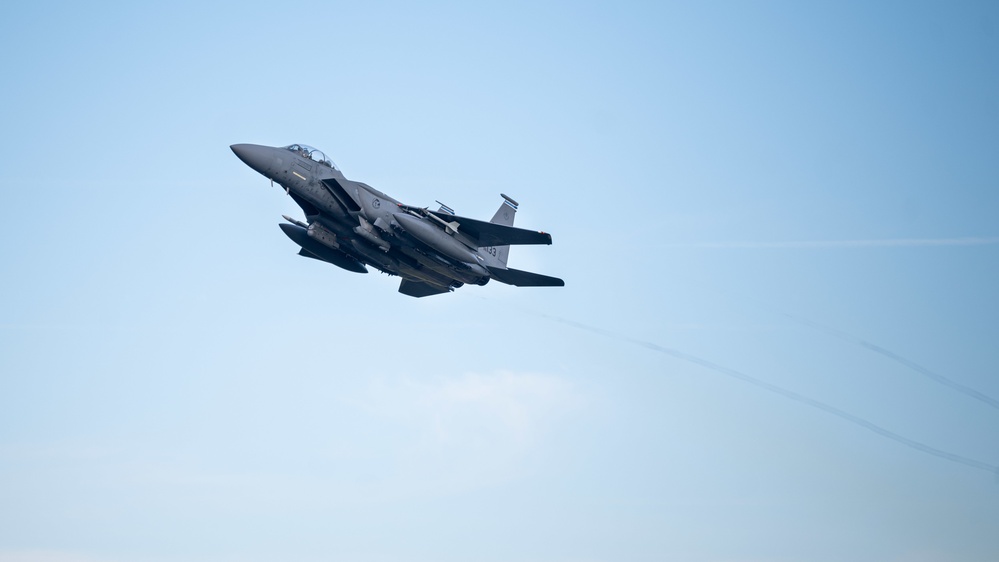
top-left (2, 2), bottom-right (998, 561)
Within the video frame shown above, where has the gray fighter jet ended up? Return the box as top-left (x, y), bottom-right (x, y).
top-left (231, 143), bottom-right (564, 297)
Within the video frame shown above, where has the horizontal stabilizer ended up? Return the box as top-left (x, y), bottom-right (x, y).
top-left (399, 279), bottom-right (451, 297)
top-left (487, 266), bottom-right (564, 287)
top-left (427, 211), bottom-right (553, 247)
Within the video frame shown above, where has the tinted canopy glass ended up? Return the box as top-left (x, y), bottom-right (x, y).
top-left (285, 144), bottom-right (338, 170)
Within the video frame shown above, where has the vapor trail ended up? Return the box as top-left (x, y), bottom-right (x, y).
top-left (663, 237), bottom-right (999, 249)
top-left (782, 314), bottom-right (999, 411)
top-left (536, 313), bottom-right (999, 475)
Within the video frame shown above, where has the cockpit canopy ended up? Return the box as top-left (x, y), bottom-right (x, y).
top-left (285, 144), bottom-right (338, 171)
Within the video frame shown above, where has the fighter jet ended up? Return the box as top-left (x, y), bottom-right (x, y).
top-left (231, 143), bottom-right (564, 297)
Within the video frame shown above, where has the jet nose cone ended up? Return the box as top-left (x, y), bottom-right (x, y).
top-left (230, 143), bottom-right (248, 158)
top-left (230, 143), bottom-right (277, 175)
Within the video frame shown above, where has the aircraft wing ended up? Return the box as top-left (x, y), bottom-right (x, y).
top-left (486, 266), bottom-right (564, 287)
top-left (399, 279), bottom-right (451, 297)
top-left (427, 211), bottom-right (553, 247)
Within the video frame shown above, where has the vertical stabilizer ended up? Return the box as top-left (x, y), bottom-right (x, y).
top-left (489, 194), bottom-right (518, 266)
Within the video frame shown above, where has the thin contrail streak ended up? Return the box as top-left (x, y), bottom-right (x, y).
top-left (782, 314), bottom-right (999, 411)
top-left (663, 237), bottom-right (999, 249)
top-left (535, 313), bottom-right (998, 475)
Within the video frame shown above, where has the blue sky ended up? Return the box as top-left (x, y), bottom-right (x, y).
top-left (1, 1), bottom-right (998, 561)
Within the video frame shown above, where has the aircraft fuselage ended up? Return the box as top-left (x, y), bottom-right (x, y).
top-left (231, 143), bottom-right (563, 297)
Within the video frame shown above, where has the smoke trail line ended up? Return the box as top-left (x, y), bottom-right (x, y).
top-left (537, 313), bottom-right (999, 475)
top-left (783, 313), bottom-right (999, 411)
top-left (663, 237), bottom-right (999, 249)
